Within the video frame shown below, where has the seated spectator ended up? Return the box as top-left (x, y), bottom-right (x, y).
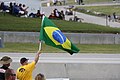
top-left (36, 10), bottom-right (44, 18)
top-left (29, 10), bottom-right (44, 18)
top-left (74, 16), bottom-right (83, 22)
top-left (65, 9), bottom-right (73, 15)
top-left (22, 4), bottom-right (29, 15)
top-left (65, 6), bottom-right (74, 15)
top-left (0, 2), bottom-right (9, 12)
top-left (35, 73), bottom-right (45, 80)
top-left (5, 69), bottom-right (16, 80)
top-left (74, 16), bottom-right (79, 22)
top-left (29, 12), bottom-right (36, 18)
top-left (12, 3), bottom-right (24, 17)
top-left (48, 13), bottom-right (57, 19)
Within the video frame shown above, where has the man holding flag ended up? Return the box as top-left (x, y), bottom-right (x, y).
top-left (39, 16), bottom-right (79, 55)
top-left (16, 51), bottom-right (41, 80)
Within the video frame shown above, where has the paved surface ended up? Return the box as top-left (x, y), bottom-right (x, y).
top-left (41, 2), bottom-right (120, 28)
top-left (0, 53), bottom-right (120, 64)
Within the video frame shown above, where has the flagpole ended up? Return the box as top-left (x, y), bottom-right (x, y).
top-left (64, 63), bottom-right (69, 79)
top-left (39, 40), bottom-right (42, 51)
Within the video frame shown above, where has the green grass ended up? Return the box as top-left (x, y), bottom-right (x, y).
top-left (0, 13), bottom-right (41, 32)
top-left (76, 5), bottom-right (120, 15)
top-left (0, 43), bottom-right (120, 53)
top-left (0, 13), bottom-right (120, 33)
top-left (83, 0), bottom-right (113, 4)
top-left (80, 44), bottom-right (120, 53)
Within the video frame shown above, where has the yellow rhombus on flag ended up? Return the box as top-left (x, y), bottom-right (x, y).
top-left (39, 16), bottom-right (80, 55)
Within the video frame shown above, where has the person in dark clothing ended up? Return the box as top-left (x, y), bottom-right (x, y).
top-left (36, 10), bottom-right (44, 18)
top-left (113, 12), bottom-right (117, 22)
top-left (0, 56), bottom-right (12, 80)
top-left (60, 10), bottom-right (65, 20)
top-left (5, 69), bottom-right (16, 80)
top-left (78, 0), bottom-right (84, 5)
top-left (9, 2), bottom-right (13, 14)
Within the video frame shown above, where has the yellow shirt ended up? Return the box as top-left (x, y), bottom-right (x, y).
top-left (17, 61), bottom-right (35, 80)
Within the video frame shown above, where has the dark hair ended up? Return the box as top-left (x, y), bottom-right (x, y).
top-left (20, 57), bottom-right (29, 64)
top-left (35, 73), bottom-right (45, 80)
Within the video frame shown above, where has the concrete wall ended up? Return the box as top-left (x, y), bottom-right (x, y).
top-left (0, 31), bottom-right (120, 44)
top-left (11, 62), bottom-right (120, 80)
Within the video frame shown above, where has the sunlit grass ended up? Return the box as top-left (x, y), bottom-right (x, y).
top-left (76, 5), bottom-right (120, 15)
top-left (0, 43), bottom-right (120, 53)
top-left (0, 13), bottom-right (120, 33)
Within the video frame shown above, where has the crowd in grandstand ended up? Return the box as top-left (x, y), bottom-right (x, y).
top-left (0, 1), bottom-right (65, 20)
top-left (0, 2), bottom-right (29, 17)
top-left (48, 8), bottom-right (65, 20)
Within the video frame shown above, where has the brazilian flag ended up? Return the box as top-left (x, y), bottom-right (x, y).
top-left (39, 16), bottom-right (80, 55)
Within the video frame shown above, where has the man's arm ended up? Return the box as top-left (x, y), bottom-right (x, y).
top-left (34, 51), bottom-right (41, 64)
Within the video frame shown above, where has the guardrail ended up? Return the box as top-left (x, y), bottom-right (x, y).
top-left (0, 31), bottom-right (120, 44)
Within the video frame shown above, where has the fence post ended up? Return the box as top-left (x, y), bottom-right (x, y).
top-left (0, 37), bottom-right (4, 48)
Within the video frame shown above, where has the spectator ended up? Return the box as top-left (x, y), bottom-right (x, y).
top-left (12, 3), bottom-right (20, 16)
top-left (5, 69), bottom-right (16, 80)
top-left (9, 2), bottom-right (13, 14)
top-left (65, 6), bottom-right (73, 15)
top-left (18, 4), bottom-right (22, 11)
top-left (0, 2), bottom-right (9, 12)
top-left (77, 0), bottom-right (84, 5)
top-left (60, 10), bottom-right (65, 20)
top-left (29, 10), bottom-right (44, 18)
top-left (74, 16), bottom-right (79, 22)
top-left (22, 4), bottom-right (29, 15)
top-left (36, 10), bottom-right (44, 18)
top-left (0, 56), bottom-right (12, 80)
top-left (17, 51), bottom-right (41, 80)
top-left (52, 0), bottom-right (58, 6)
top-left (81, 0), bottom-right (84, 4)
top-left (53, 8), bottom-right (60, 18)
top-left (108, 15), bottom-right (111, 22)
top-left (48, 13), bottom-right (57, 19)
top-left (28, 12), bottom-right (36, 18)
top-left (113, 12), bottom-right (117, 22)
top-left (12, 3), bottom-right (24, 17)
top-left (35, 73), bottom-right (46, 80)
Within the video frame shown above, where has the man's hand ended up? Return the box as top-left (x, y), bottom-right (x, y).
top-left (35, 50), bottom-right (42, 64)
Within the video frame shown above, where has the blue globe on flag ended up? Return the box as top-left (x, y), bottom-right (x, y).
top-left (52, 30), bottom-right (66, 44)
